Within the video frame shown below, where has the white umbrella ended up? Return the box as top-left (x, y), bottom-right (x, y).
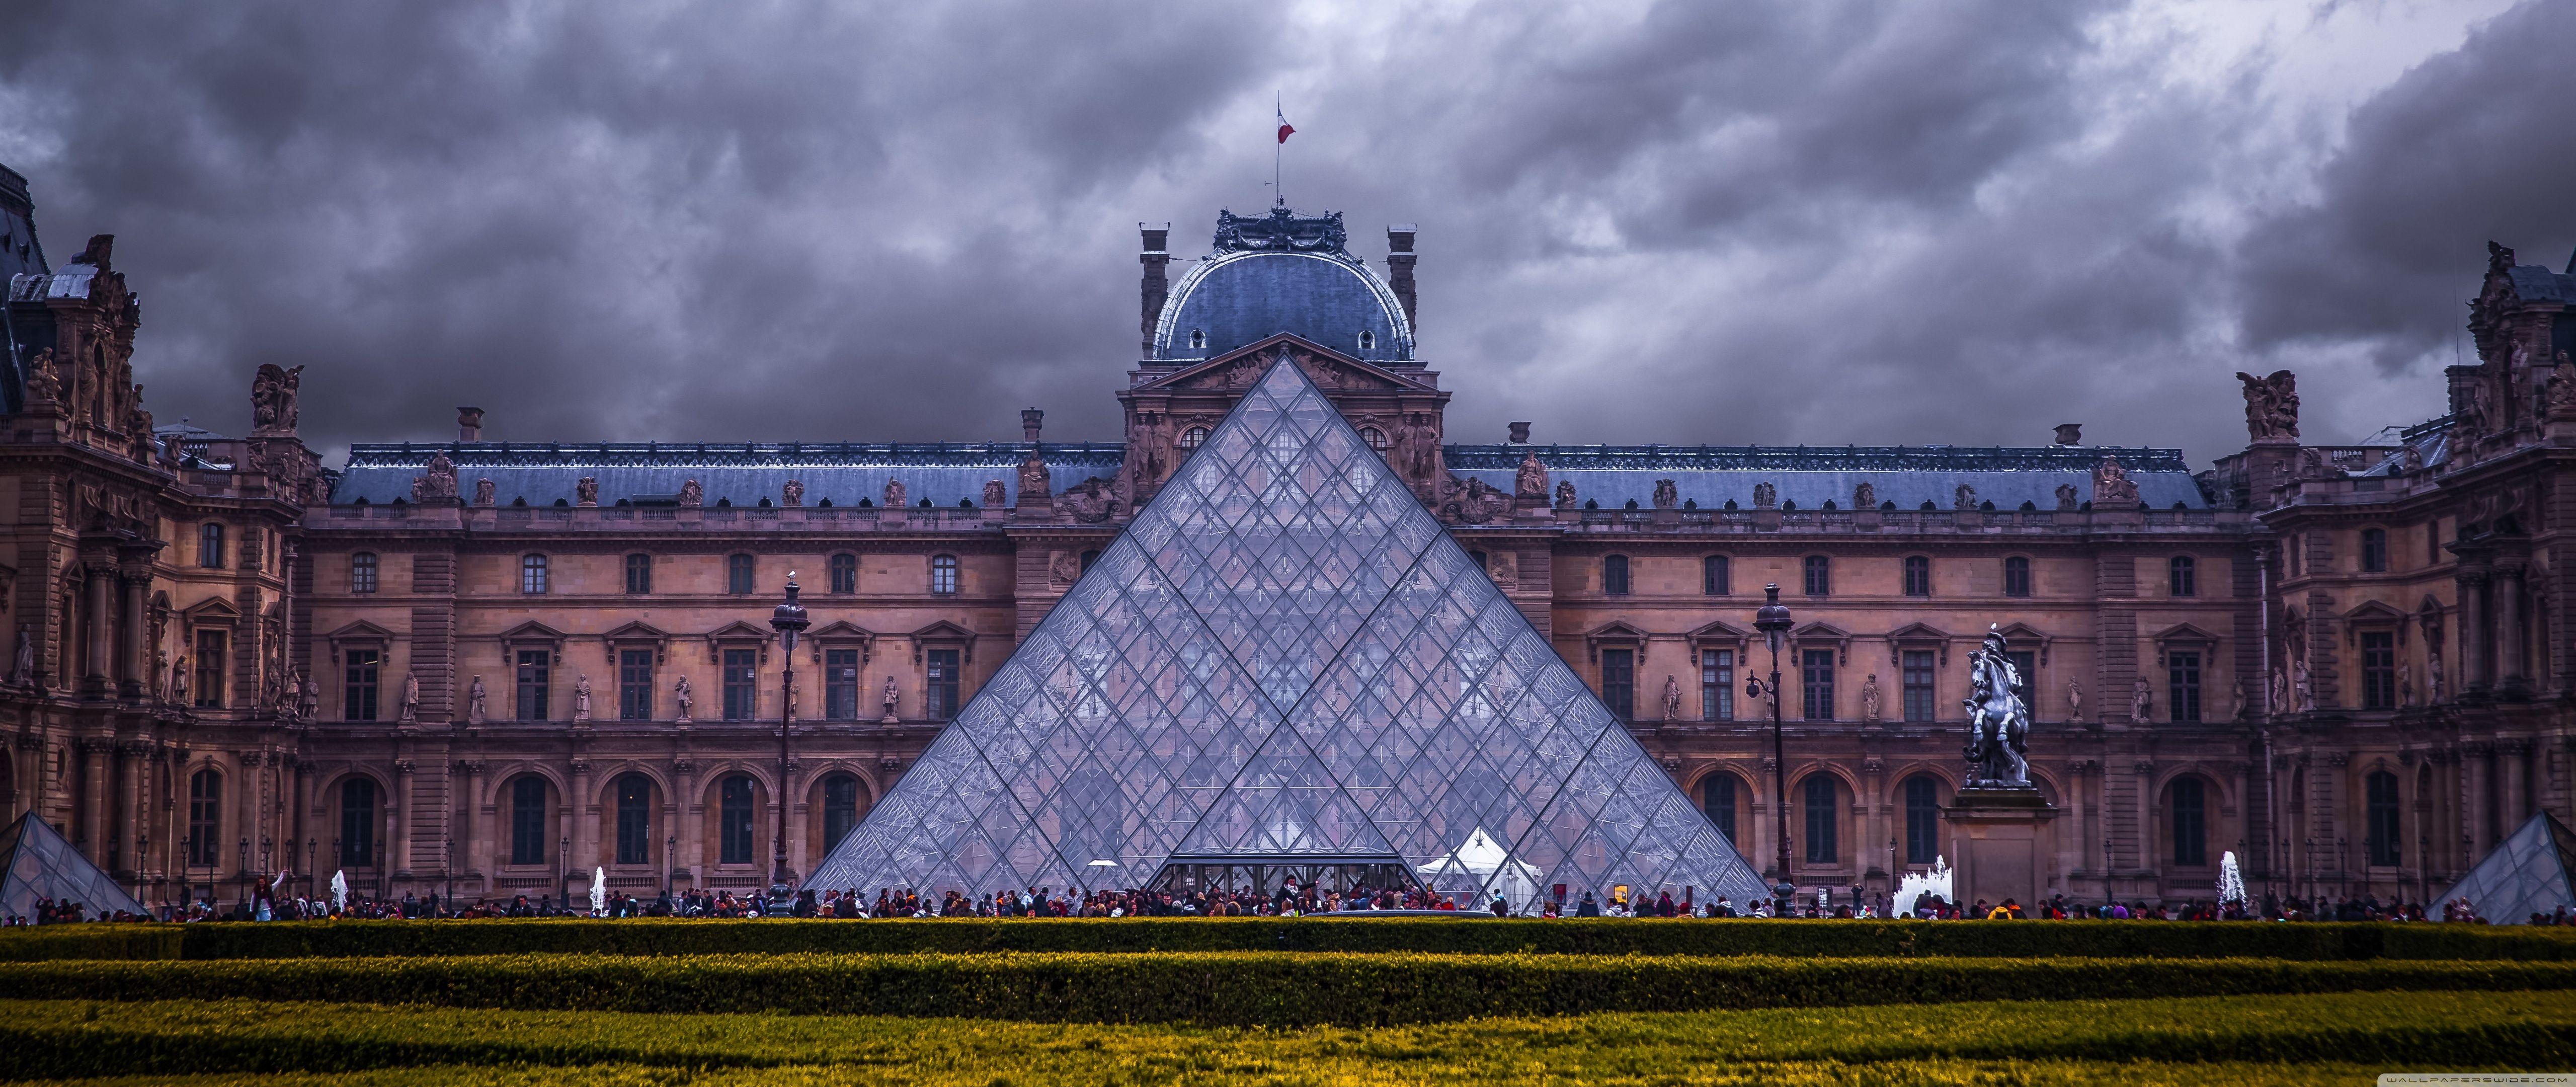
top-left (590, 867), bottom-right (607, 915)
top-left (330, 870), bottom-right (348, 912)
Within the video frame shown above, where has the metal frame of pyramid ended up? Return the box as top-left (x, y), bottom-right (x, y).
top-left (2435, 809), bottom-right (2576, 924)
top-left (806, 351), bottom-right (1767, 909)
top-left (1, 812), bottom-right (149, 921)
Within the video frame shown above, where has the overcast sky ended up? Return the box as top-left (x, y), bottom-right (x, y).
top-left (2, 0), bottom-right (2568, 466)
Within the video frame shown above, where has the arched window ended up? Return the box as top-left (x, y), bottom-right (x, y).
top-left (186, 769), bottom-right (221, 866)
top-left (615, 774), bottom-right (653, 866)
top-left (2003, 556), bottom-right (2031, 597)
top-left (1703, 555), bottom-right (1729, 596)
top-left (2366, 770), bottom-right (2401, 866)
top-left (1701, 774), bottom-right (1737, 844)
top-left (2361, 527), bottom-right (2389, 572)
top-left (1803, 555), bottom-right (1830, 597)
top-left (1903, 775), bottom-right (1942, 865)
top-left (719, 775), bottom-right (756, 865)
top-left (1358, 426), bottom-right (1389, 452)
top-left (1178, 426), bottom-right (1208, 450)
top-left (340, 778), bottom-right (378, 867)
top-left (2168, 556), bottom-right (2197, 597)
top-left (823, 774), bottom-right (861, 853)
top-left (1602, 555), bottom-right (1630, 595)
top-left (829, 553), bottom-right (858, 594)
top-left (520, 554), bottom-right (549, 594)
top-left (930, 555), bottom-right (959, 595)
top-left (625, 553), bottom-right (652, 594)
top-left (1903, 556), bottom-right (1931, 597)
top-left (510, 776), bottom-right (548, 866)
top-left (1188, 329), bottom-right (1206, 350)
top-left (350, 552), bottom-right (378, 594)
top-left (199, 523), bottom-right (225, 569)
top-left (1802, 775), bottom-right (1838, 865)
top-left (2169, 776), bottom-right (2207, 867)
top-left (727, 553), bottom-right (755, 594)
top-left (1358, 329), bottom-right (1376, 351)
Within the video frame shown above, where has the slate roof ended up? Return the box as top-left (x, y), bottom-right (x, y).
top-left (1447, 444), bottom-right (2211, 511)
top-left (0, 165), bottom-right (43, 284)
top-left (331, 442), bottom-right (1127, 508)
top-left (1151, 207), bottom-right (1414, 366)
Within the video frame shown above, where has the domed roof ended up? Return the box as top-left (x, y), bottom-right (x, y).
top-left (1152, 206), bottom-right (1414, 365)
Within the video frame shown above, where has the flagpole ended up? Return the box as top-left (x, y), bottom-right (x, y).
top-left (1274, 94), bottom-right (1283, 206)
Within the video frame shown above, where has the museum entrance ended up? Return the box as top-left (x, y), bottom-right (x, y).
top-left (1146, 854), bottom-right (1422, 898)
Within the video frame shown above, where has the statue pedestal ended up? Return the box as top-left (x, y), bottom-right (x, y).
top-left (1943, 788), bottom-right (2056, 913)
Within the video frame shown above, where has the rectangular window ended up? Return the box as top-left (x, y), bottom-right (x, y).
top-left (1599, 648), bottom-right (1634, 720)
top-left (829, 554), bottom-right (857, 594)
top-left (722, 648), bottom-right (759, 721)
top-left (350, 553), bottom-right (378, 594)
top-left (514, 649), bottom-right (550, 721)
top-left (2003, 557), bottom-right (2031, 597)
top-left (1803, 556), bottom-right (1829, 597)
top-left (510, 778), bottom-right (547, 866)
top-left (625, 554), bottom-right (652, 594)
top-left (2366, 772), bottom-right (2402, 867)
top-left (1902, 556), bottom-right (1930, 597)
top-left (1601, 555), bottom-right (1629, 595)
top-left (825, 648), bottom-right (861, 720)
top-left (1700, 649), bottom-right (1733, 721)
top-left (2361, 528), bottom-right (2388, 572)
top-left (2007, 650), bottom-right (2037, 707)
top-left (2169, 556), bottom-right (2197, 597)
top-left (1901, 650), bottom-right (1936, 722)
top-left (199, 523), bottom-right (225, 568)
top-left (1703, 775), bottom-right (1736, 844)
top-left (343, 648), bottom-right (380, 722)
top-left (727, 554), bottom-right (755, 594)
top-left (926, 648), bottom-right (962, 719)
top-left (2361, 631), bottom-right (2396, 710)
top-left (2166, 651), bottom-right (2203, 723)
top-left (719, 778), bottom-right (755, 865)
top-left (186, 772), bottom-right (221, 866)
top-left (1904, 777), bottom-right (1941, 866)
top-left (1803, 776), bottom-right (1838, 865)
top-left (1702, 556), bottom-right (1729, 596)
top-left (615, 778), bottom-right (652, 866)
top-left (618, 649), bottom-right (654, 721)
top-left (193, 630), bottom-right (227, 709)
top-left (520, 555), bottom-right (548, 594)
top-left (1801, 649), bottom-right (1835, 721)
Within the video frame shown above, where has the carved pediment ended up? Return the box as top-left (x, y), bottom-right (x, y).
top-left (702, 620), bottom-right (771, 643)
top-left (1992, 621), bottom-right (2053, 665)
top-left (324, 619), bottom-right (398, 643)
top-left (1687, 619), bottom-right (1751, 646)
top-left (603, 619), bottom-right (672, 642)
top-left (2151, 622), bottom-right (2224, 646)
top-left (182, 598), bottom-right (240, 624)
top-left (1142, 336), bottom-right (1429, 396)
top-left (1582, 620), bottom-right (1650, 663)
top-left (498, 619), bottom-right (567, 644)
top-left (810, 619), bottom-right (876, 642)
top-left (1793, 620), bottom-right (1853, 665)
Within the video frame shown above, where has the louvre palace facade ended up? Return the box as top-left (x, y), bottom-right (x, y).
top-left (1, 159), bottom-right (2570, 910)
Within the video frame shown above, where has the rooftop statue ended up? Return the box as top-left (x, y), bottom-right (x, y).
top-left (1962, 625), bottom-right (2033, 789)
top-left (1212, 204), bottom-right (1348, 255)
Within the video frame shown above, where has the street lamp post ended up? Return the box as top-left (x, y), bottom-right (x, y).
top-left (769, 574), bottom-right (810, 909)
top-left (1748, 584), bottom-right (1794, 917)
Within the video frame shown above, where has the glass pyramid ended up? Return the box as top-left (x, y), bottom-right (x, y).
top-left (2435, 810), bottom-right (2576, 924)
top-left (806, 351), bottom-right (1767, 909)
top-left (0, 812), bottom-right (149, 921)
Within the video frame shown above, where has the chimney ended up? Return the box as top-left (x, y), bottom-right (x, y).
top-left (1508, 421), bottom-right (1531, 444)
top-left (458, 407), bottom-right (485, 442)
top-left (2052, 423), bottom-right (2082, 446)
top-left (1386, 224), bottom-right (1417, 332)
top-left (1139, 222), bottom-right (1171, 358)
top-left (1021, 408), bottom-right (1044, 443)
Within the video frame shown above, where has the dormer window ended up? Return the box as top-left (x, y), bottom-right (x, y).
top-left (1188, 329), bottom-right (1206, 351)
top-left (1358, 330), bottom-right (1376, 351)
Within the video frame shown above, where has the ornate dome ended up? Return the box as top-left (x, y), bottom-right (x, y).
top-left (1151, 205), bottom-right (1414, 365)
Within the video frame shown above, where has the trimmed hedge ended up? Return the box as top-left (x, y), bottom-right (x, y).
top-left (5, 917), bottom-right (2570, 962)
top-left (1, 952), bottom-right (2569, 1025)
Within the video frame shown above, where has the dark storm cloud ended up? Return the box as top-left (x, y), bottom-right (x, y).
top-left (0, 0), bottom-right (2557, 467)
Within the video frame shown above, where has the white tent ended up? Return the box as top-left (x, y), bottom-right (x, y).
top-left (1418, 827), bottom-right (1543, 913)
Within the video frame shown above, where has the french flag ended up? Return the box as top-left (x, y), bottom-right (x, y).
top-left (1277, 105), bottom-right (1295, 145)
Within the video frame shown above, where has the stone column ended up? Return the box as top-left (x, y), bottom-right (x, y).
top-left (83, 568), bottom-right (112, 697)
top-left (570, 759), bottom-right (594, 885)
top-left (115, 572), bottom-right (144, 698)
top-left (2457, 572), bottom-right (2489, 695)
top-left (2498, 567), bottom-right (2530, 698)
top-left (675, 761), bottom-right (700, 890)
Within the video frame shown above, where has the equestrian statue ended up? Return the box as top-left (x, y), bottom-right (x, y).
top-left (1962, 625), bottom-right (2035, 789)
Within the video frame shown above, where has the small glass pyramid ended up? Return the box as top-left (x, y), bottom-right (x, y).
top-left (807, 351), bottom-right (1767, 909)
top-left (2435, 810), bottom-right (2576, 924)
top-left (0, 812), bottom-right (149, 921)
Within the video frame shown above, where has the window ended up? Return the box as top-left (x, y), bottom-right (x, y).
top-left (1188, 329), bottom-right (1205, 350)
top-left (930, 555), bottom-right (959, 595)
top-left (718, 776), bottom-right (755, 865)
top-left (1904, 775), bottom-right (1941, 865)
top-left (514, 649), bottom-right (550, 721)
top-left (823, 774), bottom-right (861, 853)
top-left (1599, 648), bottom-right (1634, 719)
top-left (825, 648), bottom-right (860, 720)
top-left (1080, 550), bottom-right (1100, 572)
top-left (1702, 556), bottom-right (1729, 596)
top-left (2361, 528), bottom-right (2388, 573)
top-left (2168, 556), bottom-right (2197, 597)
top-left (625, 554), bottom-right (652, 594)
top-left (1901, 650), bottom-right (1936, 722)
top-left (1178, 426), bottom-right (1207, 450)
top-left (343, 648), bottom-right (380, 722)
top-left (350, 552), bottom-right (378, 594)
top-left (829, 553), bottom-right (858, 594)
top-left (926, 648), bottom-right (962, 719)
top-left (1700, 649), bottom-right (1734, 721)
top-left (199, 523), bottom-right (225, 568)
top-left (722, 648), bottom-right (759, 721)
top-left (2007, 650), bottom-right (2037, 706)
top-left (1802, 775), bottom-right (1838, 865)
top-left (193, 630), bottom-right (227, 709)
top-left (1801, 649), bottom-right (1835, 720)
top-left (186, 770), bottom-right (220, 866)
top-left (618, 649), bottom-right (654, 721)
top-left (2170, 776), bottom-right (2207, 867)
top-left (1358, 426), bottom-right (1389, 451)
top-left (2366, 770), bottom-right (2401, 867)
top-left (1903, 556), bottom-right (1930, 597)
top-left (340, 778), bottom-right (377, 867)
top-left (1358, 330), bottom-right (1376, 351)
top-left (1601, 555), bottom-right (1629, 595)
top-left (727, 554), bottom-right (755, 594)
top-left (2361, 631), bottom-right (2396, 710)
top-left (2166, 651), bottom-right (2203, 723)
top-left (1803, 556), bottom-right (1830, 596)
top-left (2003, 556), bottom-right (2031, 598)
top-left (520, 554), bottom-right (548, 594)
top-left (615, 774), bottom-right (653, 866)
top-left (510, 777), bottom-right (547, 866)
top-left (1702, 775), bottom-right (1737, 843)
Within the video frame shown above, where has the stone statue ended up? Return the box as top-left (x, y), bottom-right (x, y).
top-left (2055, 483), bottom-right (2079, 511)
top-left (21, 348), bottom-right (59, 405)
top-left (576, 477), bottom-right (599, 506)
top-left (1058, 476), bottom-right (1120, 523)
top-left (1752, 482), bottom-right (1777, 510)
top-left (2396, 664), bottom-right (2413, 708)
top-left (2269, 667), bottom-right (2287, 717)
top-left (1514, 452), bottom-right (1547, 500)
top-left (883, 477), bottom-right (907, 509)
top-left (1441, 475), bottom-right (1510, 524)
top-left (10, 623), bottom-right (31, 685)
top-left (2066, 678), bottom-right (2084, 723)
top-left (1859, 673), bottom-right (1882, 723)
top-left (982, 479), bottom-right (1006, 508)
top-left (572, 675), bottom-right (592, 722)
top-left (2400, 443), bottom-right (2425, 474)
top-left (2427, 650), bottom-right (2445, 703)
top-left (880, 676), bottom-right (901, 723)
top-left (2453, 384), bottom-right (2486, 443)
top-left (1961, 626), bottom-right (2032, 788)
top-left (172, 655), bottom-right (189, 703)
top-left (2235, 369), bottom-right (2299, 441)
top-left (781, 479), bottom-right (803, 507)
top-left (467, 676), bottom-right (488, 724)
top-left (2292, 659), bottom-right (2313, 713)
top-left (1651, 479), bottom-right (1678, 511)
top-left (1486, 550), bottom-right (1517, 585)
top-left (678, 479), bottom-right (704, 507)
top-left (1953, 483), bottom-right (1977, 511)
top-left (2129, 676), bottom-right (2152, 722)
top-left (1048, 551), bottom-right (1082, 588)
top-left (1660, 675), bottom-right (1683, 721)
top-left (2093, 456), bottom-right (2140, 508)
top-left (398, 673), bottom-right (421, 723)
top-left (1553, 480), bottom-right (1576, 510)
top-left (1853, 481), bottom-right (1876, 509)
top-left (250, 363), bottom-right (304, 435)
top-left (2549, 356), bottom-right (2576, 417)
top-left (296, 670), bottom-right (319, 721)
top-left (674, 675), bottom-right (694, 723)
top-left (473, 478), bottom-right (496, 506)
top-left (1017, 454), bottom-right (1051, 506)
top-left (412, 452), bottom-right (457, 502)
top-left (2230, 677), bottom-right (2248, 721)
